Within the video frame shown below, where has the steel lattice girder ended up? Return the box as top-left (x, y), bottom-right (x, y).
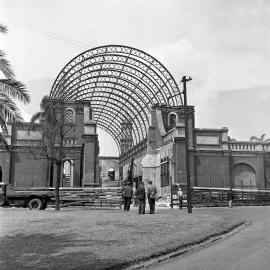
top-left (50, 45), bottom-right (182, 153)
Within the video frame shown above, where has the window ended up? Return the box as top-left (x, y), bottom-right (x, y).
top-left (168, 113), bottom-right (177, 128)
top-left (108, 168), bottom-right (115, 181)
top-left (160, 157), bottom-right (170, 187)
top-left (64, 138), bottom-right (76, 146)
top-left (64, 109), bottom-right (74, 123)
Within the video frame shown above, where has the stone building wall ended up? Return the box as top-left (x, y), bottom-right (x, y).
top-left (0, 151), bottom-right (11, 183)
top-left (9, 148), bottom-right (48, 188)
top-left (0, 100), bottom-right (100, 188)
top-left (120, 104), bottom-right (270, 195)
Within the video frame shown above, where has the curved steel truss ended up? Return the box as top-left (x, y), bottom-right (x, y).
top-left (50, 45), bottom-right (182, 153)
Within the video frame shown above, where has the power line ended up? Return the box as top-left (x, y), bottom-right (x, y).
top-left (4, 17), bottom-right (90, 49)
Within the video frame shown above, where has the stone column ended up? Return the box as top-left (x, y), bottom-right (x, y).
top-left (82, 101), bottom-right (99, 187)
top-left (173, 123), bottom-right (187, 186)
top-left (82, 134), bottom-right (98, 187)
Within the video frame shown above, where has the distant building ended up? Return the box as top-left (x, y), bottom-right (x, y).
top-left (99, 156), bottom-right (120, 187)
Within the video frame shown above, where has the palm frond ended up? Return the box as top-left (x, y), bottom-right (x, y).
top-left (0, 92), bottom-right (23, 122)
top-left (30, 112), bottom-right (42, 124)
top-left (0, 50), bottom-right (15, 79)
top-left (0, 111), bottom-right (7, 132)
top-left (0, 79), bottom-right (30, 103)
top-left (0, 133), bottom-right (9, 150)
top-left (28, 112), bottom-right (42, 132)
top-left (0, 24), bottom-right (8, 33)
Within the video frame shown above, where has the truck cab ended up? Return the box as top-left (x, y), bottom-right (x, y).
top-left (0, 182), bottom-right (54, 210)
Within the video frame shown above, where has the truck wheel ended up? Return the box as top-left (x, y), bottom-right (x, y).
top-left (28, 198), bottom-right (43, 210)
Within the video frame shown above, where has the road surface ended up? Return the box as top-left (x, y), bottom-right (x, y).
top-left (149, 206), bottom-right (270, 270)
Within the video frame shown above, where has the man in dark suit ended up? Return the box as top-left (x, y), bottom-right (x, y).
top-left (135, 182), bottom-right (146, 214)
top-left (122, 182), bottom-right (132, 211)
top-left (147, 180), bottom-right (157, 214)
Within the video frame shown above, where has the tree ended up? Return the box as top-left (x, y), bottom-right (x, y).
top-left (0, 23), bottom-right (30, 148)
top-left (250, 134), bottom-right (270, 142)
top-left (29, 96), bottom-right (76, 210)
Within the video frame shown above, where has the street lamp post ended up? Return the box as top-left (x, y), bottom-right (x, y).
top-left (181, 76), bottom-right (192, 214)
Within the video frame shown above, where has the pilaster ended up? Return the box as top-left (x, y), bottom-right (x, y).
top-left (81, 101), bottom-right (99, 187)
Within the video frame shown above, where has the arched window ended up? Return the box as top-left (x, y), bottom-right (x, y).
top-left (64, 109), bottom-right (75, 123)
top-left (0, 166), bottom-right (2, 182)
top-left (168, 113), bottom-right (177, 128)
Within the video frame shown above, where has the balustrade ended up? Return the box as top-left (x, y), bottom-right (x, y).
top-left (229, 142), bottom-right (270, 151)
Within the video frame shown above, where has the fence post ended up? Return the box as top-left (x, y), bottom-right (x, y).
top-left (222, 176), bottom-right (224, 188)
top-left (241, 180), bottom-right (244, 200)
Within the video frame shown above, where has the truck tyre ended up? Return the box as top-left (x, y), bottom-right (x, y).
top-left (28, 198), bottom-right (44, 210)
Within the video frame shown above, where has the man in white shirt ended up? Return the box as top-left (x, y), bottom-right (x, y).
top-left (178, 187), bottom-right (183, 209)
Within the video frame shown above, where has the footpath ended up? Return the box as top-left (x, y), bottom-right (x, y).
top-left (146, 206), bottom-right (270, 270)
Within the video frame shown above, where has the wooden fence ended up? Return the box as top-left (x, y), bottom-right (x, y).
top-left (190, 187), bottom-right (270, 207)
top-left (48, 186), bottom-right (270, 209)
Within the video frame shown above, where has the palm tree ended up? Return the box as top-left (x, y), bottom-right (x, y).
top-left (0, 23), bottom-right (30, 148)
top-left (250, 134), bottom-right (267, 142)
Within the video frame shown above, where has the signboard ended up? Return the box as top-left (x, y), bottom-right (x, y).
top-left (196, 135), bottom-right (219, 145)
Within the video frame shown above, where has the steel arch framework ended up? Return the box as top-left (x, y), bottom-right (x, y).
top-left (50, 45), bottom-right (182, 153)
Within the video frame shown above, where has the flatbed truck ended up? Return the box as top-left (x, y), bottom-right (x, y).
top-left (0, 182), bottom-right (54, 210)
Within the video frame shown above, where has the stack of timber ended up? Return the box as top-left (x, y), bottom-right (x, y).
top-left (55, 187), bottom-right (123, 208)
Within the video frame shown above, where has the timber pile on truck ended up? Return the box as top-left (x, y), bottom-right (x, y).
top-left (0, 183), bottom-right (123, 210)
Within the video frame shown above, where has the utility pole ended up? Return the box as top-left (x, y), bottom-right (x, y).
top-left (181, 76), bottom-right (192, 213)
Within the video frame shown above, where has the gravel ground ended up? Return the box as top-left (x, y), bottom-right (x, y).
top-left (0, 206), bottom-right (245, 270)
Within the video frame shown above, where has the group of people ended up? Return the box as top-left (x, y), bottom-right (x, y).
top-left (123, 181), bottom-right (235, 211)
top-left (122, 180), bottom-right (157, 214)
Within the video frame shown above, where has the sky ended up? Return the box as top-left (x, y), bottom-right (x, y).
top-left (1, 0), bottom-right (270, 156)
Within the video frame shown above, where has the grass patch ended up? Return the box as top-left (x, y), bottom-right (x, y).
top-left (0, 207), bottom-right (245, 269)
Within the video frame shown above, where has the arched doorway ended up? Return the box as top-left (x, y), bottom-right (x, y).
top-left (231, 163), bottom-right (256, 189)
top-left (63, 159), bottom-right (74, 187)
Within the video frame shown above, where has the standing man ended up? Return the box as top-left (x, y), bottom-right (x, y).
top-left (227, 189), bottom-right (234, 208)
top-left (178, 187), bottom-right (183, 209)
top-left (147, 180), bottom-right (157, 214)
top-left (122, 182), bottom-right (132, 211)
top-left (135, 182), bottom-right (146, 214)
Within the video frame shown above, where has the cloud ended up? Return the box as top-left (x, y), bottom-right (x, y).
top-left (149, 38), bottom-right (208, 80)
top-left (20, 108), bottom-right (31, 122)
top-left (196, 86), bottom-right (270, 140)
top-left (149, 39), bottom-right (216, 108)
